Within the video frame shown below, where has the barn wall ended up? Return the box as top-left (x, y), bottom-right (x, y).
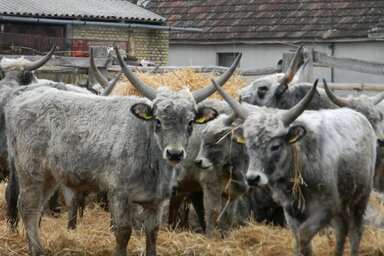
top-left (167, 41), bottom-right (384, 84)
top-left (70, 25), bottom-right (168, 65)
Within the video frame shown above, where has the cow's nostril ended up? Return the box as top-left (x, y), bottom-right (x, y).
top-left (195, 159), bottom-right (203, 167)
top-left (247, 175), bottom-right (261, 186)
top-left (166, 149), bottom-right (184, 160)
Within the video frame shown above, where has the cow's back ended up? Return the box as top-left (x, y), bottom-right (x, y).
top-left (5, 87), bottom-right (157, 194)
top-left (296, 108), bottom-right (376, 200)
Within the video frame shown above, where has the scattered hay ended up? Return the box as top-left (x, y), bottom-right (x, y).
top-left (0, 182), bottom-right (383, 256)
top-left (110, 69), bottom-right (246, 98)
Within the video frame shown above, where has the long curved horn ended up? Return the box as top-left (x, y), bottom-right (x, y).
top-left (102, 70), bottom-right (122, 96)
top-left (323, 79), bottom-right (349, 107)
top-left (23, 44), bottom-right (56, 71)
top-left (90, 48), bottom-right (109, 87)
top-left (370, 91), bottom-right (384, 105)
top-left (114, 46), bottom-right (156, 100)
top-left (282, 79), bottom-right (318, 126)
top-left (281, 44), bottom-right (304, 85)
top-left (192, 53), bottom-right (242, 103)
top-left (211, 79), bottom-right (249, 121)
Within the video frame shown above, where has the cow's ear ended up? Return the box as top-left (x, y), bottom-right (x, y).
top-left (21, 70), bottom-right (34, 85)
top-left (285, 125), bottom-right (306, 144)
top-left (232, 128), bottom-right (246, 145)
top-left (274, 84), bottom-right (288, 98)
top-left (131, 103), bottom-right (154, 120)
top-left (195, 107), bottom-right (218, 124)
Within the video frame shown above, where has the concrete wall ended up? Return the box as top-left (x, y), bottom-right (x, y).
top-left (168, 41), bottom-right (384, 84)
top-left (68, 25), bottom-right (168, 65)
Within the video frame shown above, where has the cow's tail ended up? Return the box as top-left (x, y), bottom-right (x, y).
top-left (5, 156), bottom-right (19, 231)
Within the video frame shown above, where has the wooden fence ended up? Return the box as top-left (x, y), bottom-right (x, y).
top-left (1, 47), bottom-right (384, 91)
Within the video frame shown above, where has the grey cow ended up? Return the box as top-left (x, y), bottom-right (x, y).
top-left (3, 48), bottom-right (120, 230)
top-left (0, 45), bottom-right (56, 180)
top-left (204, 80), bottom-right (376, 256)
top-left (4, 47), bottom-right (239, 256)
top-left (193, 112), bottom-right (249, 236)
top-left (169, 98), bottom-right (249, 238)
top-left (195, 110), bottom-right (286, 229)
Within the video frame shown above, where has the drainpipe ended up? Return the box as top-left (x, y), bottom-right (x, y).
top-left (330, 42), bottom-right (335, 82)
top-left (0, 15), bottom-right (203, 33)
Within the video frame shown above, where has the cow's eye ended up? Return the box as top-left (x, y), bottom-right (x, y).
top-left (155, 119), bottom-right (162, 133)
top-left (187, 121), bottom-right (193, 135)
top-left (271, 144), bottom-right (280, 152)
top-left (257, 86), bottom-right (268, 99)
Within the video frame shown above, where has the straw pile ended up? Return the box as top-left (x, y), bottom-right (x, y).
top-left (0, 182), bottom-right (383, 256)
top-left (109, 69), bottom-right (246, 98)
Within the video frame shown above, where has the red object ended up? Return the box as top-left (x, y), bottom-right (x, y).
top-left (72, 40), bottom-right (85, 57)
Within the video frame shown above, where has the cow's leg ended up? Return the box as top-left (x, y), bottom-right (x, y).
top-left (47, 189), bottom-right (61, 217)
top-left (60, 186), bottom-right (79, 229)
top-left (333, 212), bottom-right (349, 256)
top-left (109, 193), bottom-right (132, 256)
top-left (190, 190), bottom-right (206, 232)
top-left (284, 210), bottom-right (304, 256)
top-left (5, 158), bottom-right (19, 231)
top-left (19, 189), bottom-right (42, 256)
top-left (202, 181), bottom-right (221, 238)
top-left (218, 199), bottom-right (238, 238)
top-left (19, 174), bottom-right (56, 256)
top-left (143, 204), bottom-right (162, 256)
top-left (97, 191), bottom-right (109, 211)
top-left (296, 206), bottom-right (334, 256)
top-left (168, 190), bottom-right (185, 228)
top-left (349, 194), bottom-right (369, 256)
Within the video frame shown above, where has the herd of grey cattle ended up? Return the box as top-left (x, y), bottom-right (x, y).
top-left (0, 44), bottom-right (383, 256)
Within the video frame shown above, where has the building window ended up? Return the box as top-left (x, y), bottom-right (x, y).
top-left (217, 52), bottom-right (240, 67)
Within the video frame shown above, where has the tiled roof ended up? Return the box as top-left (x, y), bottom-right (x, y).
top-left (146, 0), bottom-right (384, 42)
top-left (0, 0), bottom-right (165, 23)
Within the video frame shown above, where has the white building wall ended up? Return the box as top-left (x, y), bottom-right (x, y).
top-left (168, 41), bottom-right (384, 84)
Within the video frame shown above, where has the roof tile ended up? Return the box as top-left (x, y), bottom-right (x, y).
top-left (146, 0), bottom-right (384, 41)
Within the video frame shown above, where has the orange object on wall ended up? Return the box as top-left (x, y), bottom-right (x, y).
top-left (72, 40), bottom-right (84, 57)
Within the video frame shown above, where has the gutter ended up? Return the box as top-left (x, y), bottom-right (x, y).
top-left (0, 15), bottom-right (202, 33)
top-left (169, 37), bottom-right (384, 45)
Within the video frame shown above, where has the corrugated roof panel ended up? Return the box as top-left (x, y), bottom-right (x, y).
top-left (0, 0), bottom-right (165, 22)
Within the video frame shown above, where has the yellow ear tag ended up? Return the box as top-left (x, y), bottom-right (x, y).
top-left (143, 113), bottom-right (153, 120)
top-left (289, 134), bottom-right (299, 144)
top-left (236, 135), bottom-right (246, 145)
top-left (195, 116), bottom-right (206, 123)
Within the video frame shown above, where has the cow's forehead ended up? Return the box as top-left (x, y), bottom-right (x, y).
top-left (252, 73), bottom-right (284, 87)
top-left (0, 57), bottom-right (30, 71)
top-left (239, 73), bottom-right (284, 97)
top-left (242, 111), bottom-right (286, 149)
top-left (206, 115), bottom-right (229, 133)
top-left (153, 87), bottom-right (197, 120)
top-left (204, 115), bottom-right (231, 140)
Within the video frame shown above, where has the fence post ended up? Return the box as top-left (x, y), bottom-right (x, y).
top-left (302, 47), bottom-right (314, 83)
top-left (88, 46), bottom-right (110, 85)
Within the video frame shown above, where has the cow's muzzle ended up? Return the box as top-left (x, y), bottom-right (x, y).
top-left (165, 148), bottom-right (185, 164)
